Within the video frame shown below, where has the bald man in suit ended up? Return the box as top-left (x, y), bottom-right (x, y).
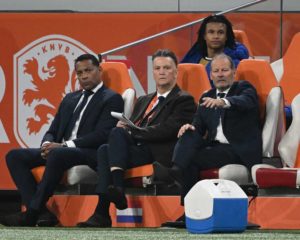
top-left (170, 53), bottom-right (262, 204)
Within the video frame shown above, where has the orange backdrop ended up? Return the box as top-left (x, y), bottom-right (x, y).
top-left (0, 12), bottom-right (299, 190)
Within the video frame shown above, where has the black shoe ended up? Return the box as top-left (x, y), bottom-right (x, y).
top-left (107, 185), bottom-right (128, 210)
top-left (0, 210), bottom-right (38, 227)
top-left (36, 209), bottom-right (59, 227)
top-left (169, 165), bottom-right (184, 187)
top-left (153, 162), bottom-right (174, 184)
top-left (161, 214), bottom-right (186, 228)
top-left (0, 212), bottom-right (25, 227)
top-left (247, 221), bottom-right (260, 230)
top-left (77, 213), bottom-right (112, 228)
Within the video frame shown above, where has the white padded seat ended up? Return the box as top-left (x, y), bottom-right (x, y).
top-left (252, 94), bottom-right (300, 188)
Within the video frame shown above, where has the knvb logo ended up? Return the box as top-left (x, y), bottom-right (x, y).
top-left (14, 34), bottom-right (95, 148)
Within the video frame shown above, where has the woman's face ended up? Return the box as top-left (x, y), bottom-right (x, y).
top-left (204, 22), bottom-right (227, 51)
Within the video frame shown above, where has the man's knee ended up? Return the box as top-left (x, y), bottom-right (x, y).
top-left (109, 127), bottom-right (128, 140)
top-left (6, 149), bottom-right (27, 169)
top-left (178, 130), bottom-right (203, 149)
top-left (46, 148), bottom-right (66, 168)
top-left (181, 130), bottom-right (198, 141)
top-left (97, 144), bottom-right (109, 167)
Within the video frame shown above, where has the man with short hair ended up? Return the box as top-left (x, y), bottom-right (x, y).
top-left (170, 53), bottom-right (262, 203)
top-left (77, 49), bottom-right (196, 228)
top-left (1, 54), bottom-right (124, 227)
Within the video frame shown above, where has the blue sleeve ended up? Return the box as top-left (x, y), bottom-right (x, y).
top-left (180, 43), bottom-right (202, 64)
top-left (224, 42), bottom-right (249, 67)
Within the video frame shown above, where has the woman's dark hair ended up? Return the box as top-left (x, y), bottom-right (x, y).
top-left (197, 15), bottom-right (236, 57)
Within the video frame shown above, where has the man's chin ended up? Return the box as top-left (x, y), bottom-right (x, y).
top-left (216, 84), bottom-right (230, 91)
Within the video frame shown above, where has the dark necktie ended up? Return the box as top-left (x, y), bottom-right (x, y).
top-left (217, 92), bottom-right (226, 98)
top-left (64, 90), bottom-right (94, 140)
top-left (216, 92), bottom-right (226, 117)
top-left (139, 96), bottom-right (165, 127)
top-left (211, 92), bottom-right (226, 140)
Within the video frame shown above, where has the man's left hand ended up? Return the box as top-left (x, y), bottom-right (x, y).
top-left (41, 142), bottom-right (64, 159)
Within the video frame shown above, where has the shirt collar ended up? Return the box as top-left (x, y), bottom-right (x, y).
top-left (216, 87), bottom-right (230, 96)
top-left (157, 90), bottom-right (171, 99)
top-left (84, 81), bottom-right (103, 94)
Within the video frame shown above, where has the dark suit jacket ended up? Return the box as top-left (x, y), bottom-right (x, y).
top-left (130, 85), bottom-right (196, 167)
top-left (42, 84), bottom-right (124, 152)
top-left (193, 80), bottom-right (262, 169)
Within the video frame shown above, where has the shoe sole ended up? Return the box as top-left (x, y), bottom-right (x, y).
top-left (107, 187), bottom-right (128, 210)
top-left (37, 220), bottom-right (59, 227)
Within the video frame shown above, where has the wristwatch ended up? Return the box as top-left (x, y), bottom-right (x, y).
top-left (62, 142), bottom-right (68, 147)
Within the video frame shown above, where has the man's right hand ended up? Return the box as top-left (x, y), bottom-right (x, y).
top-left (177, 124), bottom-right (195, 138)
top-left (116, 120), bottom-right (128, 129)
top-left (40, 142), bottom-right (51, 159)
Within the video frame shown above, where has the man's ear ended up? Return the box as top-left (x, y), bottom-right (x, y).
top-left (98, 54), bottom-right (102, 63)
top-left (98, 65), bottom-right (103, 81)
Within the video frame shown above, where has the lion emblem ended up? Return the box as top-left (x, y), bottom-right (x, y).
top-left (23, 55), bottom-right (76, 134)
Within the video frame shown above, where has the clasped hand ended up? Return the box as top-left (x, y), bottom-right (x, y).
top-left (40, 142), bottom-right (63, 159)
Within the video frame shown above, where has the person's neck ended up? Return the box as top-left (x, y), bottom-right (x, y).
top-left (217, 86), bottom-right (231, 92)
top-left (207, 47), bottom-right (224, 58)
top-left (157, 85), bottom-right (173, 95)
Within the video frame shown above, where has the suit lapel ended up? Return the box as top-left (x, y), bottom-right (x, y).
top-left (147, 85), bottom-right (180, 124)
top-left (78, 86), bottom-right (105, 128)
top-left (134, 93), bottom-right (156, 123)
top-left (225, 81), bottom-right (238, 97)
top-left (61, 91), bottom-right (82, 136)
top-left (66, 92), bottom-right (82, 122)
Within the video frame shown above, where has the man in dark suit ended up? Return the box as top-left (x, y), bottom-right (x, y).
top-left (170, 53), bottom-right (262, 203)
top-left (1, 54), bottom-right (124, 227)
top-left (77, 49), bottom-right (196, 228)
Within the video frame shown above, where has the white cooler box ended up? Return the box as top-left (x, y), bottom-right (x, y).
top-left (184, 179), bottom-right (248, 234)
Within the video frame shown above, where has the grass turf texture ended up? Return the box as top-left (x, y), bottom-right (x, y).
top-left (0, 228), bottom-right (300, 240)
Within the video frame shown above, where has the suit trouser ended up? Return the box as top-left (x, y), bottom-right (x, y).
top-left (172, 130), bottom-right (244, 203)
top-left (6, 147), bottom-right (97, 210)
top-left (95, 127), bottom-right (153, 194)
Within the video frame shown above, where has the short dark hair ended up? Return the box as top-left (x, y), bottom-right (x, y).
top-left (211, 53), bottom-right (235, 70)
top-left (197, 15), bottom-right (236, 57)
top-left (74, 53), bottom-right (100, 68)
top-left (152, 49), bottom-right (178, 66)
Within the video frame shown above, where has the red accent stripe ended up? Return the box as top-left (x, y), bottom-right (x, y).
top-left (256, 168), bottom-right (297, 188)
top-left (199, 168), bottom-right (219, 179)
top-left (125, 177), bottom-right (144, 187)
top-left (126, 201), bottom-right (142, 209)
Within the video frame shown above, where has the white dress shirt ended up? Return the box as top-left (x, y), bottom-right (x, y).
top-left (65, 82), bottom-right (103, 147)
top-left (152, 90), bottom-right (170, 109)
